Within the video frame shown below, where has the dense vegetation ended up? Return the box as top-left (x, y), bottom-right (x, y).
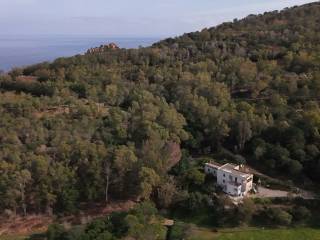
top-left (1, 2), bottom-right (320, 227)
top-left (39, 198), bottom-right (320, 240)
top-left (45, 202), bottom-right (167, 240)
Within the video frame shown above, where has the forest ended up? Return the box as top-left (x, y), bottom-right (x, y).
top-left (0, 2), bottom-right (320, 230)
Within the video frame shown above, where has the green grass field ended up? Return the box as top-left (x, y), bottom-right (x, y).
top-left (2, 227), bottom-right (320, 240)
top-left (189, 227), bottom-right (320, 240)
top-left (0, 235), bottom-right (27, 240)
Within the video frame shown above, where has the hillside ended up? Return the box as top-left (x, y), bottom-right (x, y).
top-left (0, 1), bottom-right (320, 223)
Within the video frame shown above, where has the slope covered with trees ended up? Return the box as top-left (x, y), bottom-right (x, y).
top-left (1, 2), bottom-right (320, 216)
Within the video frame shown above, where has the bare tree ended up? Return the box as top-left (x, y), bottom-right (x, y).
top-left (104, 159), bottom-right (112, 204)
top-left (17, 170), bottom-right (31, 216)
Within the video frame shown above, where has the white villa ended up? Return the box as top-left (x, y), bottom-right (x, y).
top-left (205, 162), bottom-right (253, 197)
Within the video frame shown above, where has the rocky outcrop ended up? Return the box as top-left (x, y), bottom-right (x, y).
top-left (166, 142), bottom-right (182, 170)
top-left (86, 43), bottom-right (120, 55)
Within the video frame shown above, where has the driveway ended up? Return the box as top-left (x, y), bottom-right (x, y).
top-left (252, 187), bottom-right (316, 199)
top-left (254, 187), bottom-right (289, 198)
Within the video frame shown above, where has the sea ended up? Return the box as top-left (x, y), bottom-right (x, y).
top-left (0, 35), bottom-right (159, 72)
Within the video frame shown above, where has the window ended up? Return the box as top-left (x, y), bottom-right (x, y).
top-left (223, 174), bottom-right (225, 177)
top-left (223, 180), bottom-right (225, 183)
top-left (229, 175), bottom-right (233, 181)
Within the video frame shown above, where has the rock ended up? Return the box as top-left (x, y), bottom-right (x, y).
top-left (166, 142), bottom-right (182, 170)
top-left (86, 43), bottom-right (120, 54)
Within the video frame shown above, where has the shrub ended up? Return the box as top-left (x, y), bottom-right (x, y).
top-left (169, 222), bottom-right (192, 240)
top-left (275, 209), bottom-right (292, 225)
top-left (268, 208), bottom-right (293, 226)
top-left (47, 224), bottom-right (67, 240)
top-left (292, 206), bottom-right (311, 223)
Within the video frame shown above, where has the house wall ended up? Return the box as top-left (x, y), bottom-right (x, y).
top-left (217, 169), bottom-right (243, 196)
top-left (204, 164), bottom-right (218, 177)
top-left (226, 183), bottom-right (242, 196)
top-left (217, 170), bottom-right (243, 187)
top-left (242, 177), bottom-right (253, 194)
top-left (217, 170), bottom-right (228, 188)
top-left (217, 170), bottom-right (253, 195)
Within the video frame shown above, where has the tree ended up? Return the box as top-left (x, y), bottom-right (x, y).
top-left (238, 60), bottom-right (257, 86)
top-left (156, 177), bottom-right (177, 208)
top-left (292, 206), bottom-right (311, 223)
top-left (125, 202), bottom-right (166, 240)
top-left (47, 224), bottom-right (67, 240)
top-left (184, 168), bottom-right (205, 188)
top-left (139, 167), bottom-right (160, 200)
top-left (287, 160), bottom-right (303, 176)
top-left (16, 169), bottom-right (31, 216)
top-left (84, 219), bottom-right (115, 240)
top-left (104, 144), bottom-right (139, 197)
top-left (104, 155), bottom-right (112, 204)
top-left (237, 198), bottom-right (255, 225)
top-left (30, 155), bottom-right (52, 213)
top-left (0, 161), bottom-right (19, 216)
top-left (50, 162), bottom-right (78, 213)
top-left (236, 113), bottom-right (252, 151)
top-left (113, 145), bottom-right (137, 179)
top-left (268, 208), bottom-right (292, 226)
top-left (275, 210), bottom-right (292, 226)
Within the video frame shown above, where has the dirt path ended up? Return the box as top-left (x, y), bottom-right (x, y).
top-left (0, 200), bottom-right (136, 237)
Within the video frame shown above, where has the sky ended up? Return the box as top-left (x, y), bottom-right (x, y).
top-left (0, 0), bottom-right (317, 37)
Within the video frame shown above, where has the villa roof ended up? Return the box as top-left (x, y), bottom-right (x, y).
top-left (220, 164), bottom-right (252, 178)
top-left (221, 163), bottom-right (239, 171)
top-left (205, 162), bottom-right (252, 178)
top-left (205, 162), bottom-right (221, 169)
